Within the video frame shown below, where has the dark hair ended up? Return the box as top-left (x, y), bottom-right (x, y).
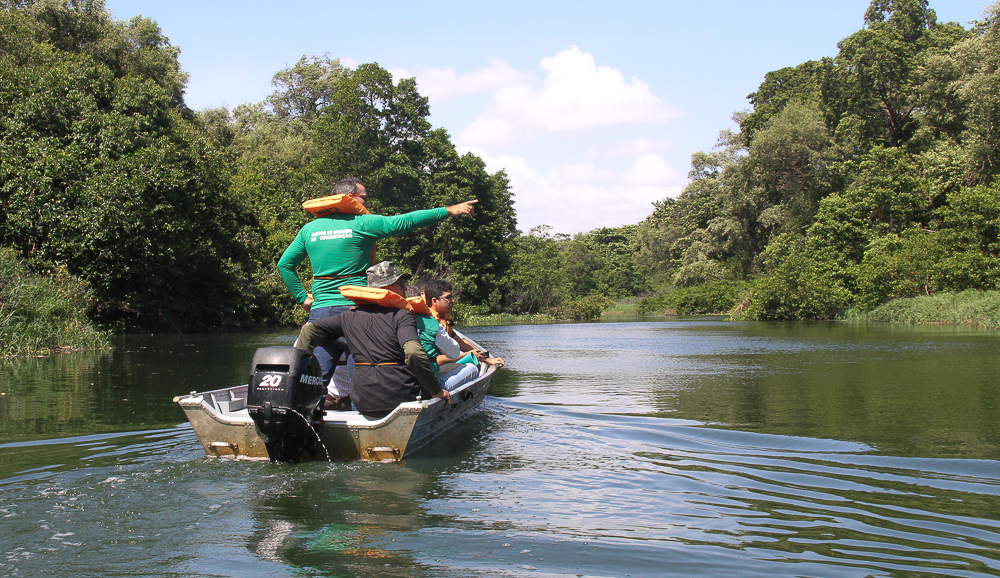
top-left (423, 278), bottom-right (454, 301)
top-left (403, 284), bottom-right (422, 298)
top-left (331, 177), bottom-right (363, 196)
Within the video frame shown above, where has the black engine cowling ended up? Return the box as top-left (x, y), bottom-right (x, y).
top-left (246, 346), bottom-right (324, 463)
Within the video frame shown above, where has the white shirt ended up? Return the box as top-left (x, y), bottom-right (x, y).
top-left (435, 324), bottom-right (462, 359)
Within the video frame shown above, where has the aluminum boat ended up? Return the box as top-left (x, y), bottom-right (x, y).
top-left (174, 331), bottom-right (496, 463)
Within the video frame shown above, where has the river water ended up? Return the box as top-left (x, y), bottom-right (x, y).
top-left (2, 318), bottom-right (1000, 577)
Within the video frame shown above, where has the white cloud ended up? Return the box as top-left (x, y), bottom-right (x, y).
top-left (472, 149), bottom-right (687, 235)
top-left (409, 48), bottom-right (687, 234)
top-left (588, 138), bottom-right (676, 160)
top-left (459, 117), bottom-right (516, 146)
top-left (548, 162), bottom-right (615, 184)
top-left (458, 46), bottom-right (680, 146)
top-left (622, 154), bottom-right (681, 186)
top-left (390, 60), bottom-right (533, 101)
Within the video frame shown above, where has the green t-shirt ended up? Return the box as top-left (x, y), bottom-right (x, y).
top-left (278, 208), bottom-right (448, 309)
top-left (414, 313), bottom-right (441, 378)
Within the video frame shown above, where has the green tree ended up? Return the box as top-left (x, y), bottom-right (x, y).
top-left (917, 3), bottom-right (1000, 183)
top-left (933, 181), bottom-right (1000, 290)
top-left (743, 101), bottom-right (839, 234)
top-left (737, 234), bottom-right (852, 321)
top-left (834, 0), bottom-right (968, 148)
top-left (313, 63), bottom-right (430, 209)
top-left (741, 59), bottom-right (833, 145)
top-left (707, 103), bottom-right (837, 278)
top-left (851, 230), bottom-right (940, 309)
top-left (505, 225), bottom-right (568, 313)
top-left (268, 53), bottom-right (344, 123)
top-left (636, 148), bottom-right (733, 285)
top-left (837, 145), bottom-right (927, 234)
top-left (0, 0), bottom-right (254, 330)
top-left (586, 225), bottom-right (649, 298)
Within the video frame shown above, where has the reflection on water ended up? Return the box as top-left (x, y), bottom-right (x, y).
top-left (0, 332), bottom-right (299, 445)
top-left (2, 319), bottom-right (1000, 577)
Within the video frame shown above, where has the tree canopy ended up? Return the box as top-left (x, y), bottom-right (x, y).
top-left (637, 0), bottom-right (1000, 320)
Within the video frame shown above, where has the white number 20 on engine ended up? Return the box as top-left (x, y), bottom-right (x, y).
top-left (259, 374), bottom-right (283, 388)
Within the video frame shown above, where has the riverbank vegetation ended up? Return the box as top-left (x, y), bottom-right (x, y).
top-left (0, 248), bottom-right (108, 358)
top-left (5, 0), bottom-right (1000, 349)
top-left (843, 290), bottom-right (1000, 329)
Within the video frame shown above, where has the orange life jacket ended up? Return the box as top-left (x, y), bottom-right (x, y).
top-left (407, 294), bottom-right (449, 328)
top-left (338, 286), bottom-right (410, 310)
top-left (405, 295), bottom-right (433, 316)
top-left (301, 194), bottom-right (370, 217)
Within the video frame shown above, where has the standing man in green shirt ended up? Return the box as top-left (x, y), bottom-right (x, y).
top-left (278, 177), bottom-right (477, 405)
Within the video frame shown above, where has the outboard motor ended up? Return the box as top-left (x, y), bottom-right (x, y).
top-left (246, 346), bottom-right (325, 463)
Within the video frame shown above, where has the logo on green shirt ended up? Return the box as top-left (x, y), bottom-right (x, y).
top-left (311, 229), bottom-right (354, 242)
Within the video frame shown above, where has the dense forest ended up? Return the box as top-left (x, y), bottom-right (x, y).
top-left (636, 0), bottom-right (1000, 320)
top-left (3, 0), bottom-right (1000, 354)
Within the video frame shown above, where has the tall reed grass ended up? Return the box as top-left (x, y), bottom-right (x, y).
top-left (0, 248), bottom-right (109, 358)
top-left (843, 290), bottom-right (1000, 329)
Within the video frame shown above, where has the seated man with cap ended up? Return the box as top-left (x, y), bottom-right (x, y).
top-left (296, 261), bottom-right (450, 419)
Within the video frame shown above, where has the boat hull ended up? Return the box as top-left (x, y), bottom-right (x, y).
top-left (176, 365), bottom-right (494, 462)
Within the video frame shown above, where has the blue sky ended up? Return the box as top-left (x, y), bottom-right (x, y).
top-left (105, 0), bottom-right (992, 235)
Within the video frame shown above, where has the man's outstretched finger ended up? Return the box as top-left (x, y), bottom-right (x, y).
top-left (446, 199), bottom-right (479, 217)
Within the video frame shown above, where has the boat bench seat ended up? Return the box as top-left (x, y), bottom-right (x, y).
top-left (214, 390), bottom-right (246, 413)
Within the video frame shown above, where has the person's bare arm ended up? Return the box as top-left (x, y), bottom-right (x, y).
top-left (454, 337), bottom-right (488, 362)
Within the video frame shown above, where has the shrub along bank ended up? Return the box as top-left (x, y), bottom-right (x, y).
top-left (0, 248), bottom-right (108, 358)
top-left (637, 285), bottom-right (1000, 332)
top-left (637, 281), bottom-right (746, 315)
top-left (842, 290), bottom-right (1000, 329)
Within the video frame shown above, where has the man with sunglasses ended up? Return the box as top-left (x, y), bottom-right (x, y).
top-left (278, 177), bottom-right (478, 405)
top-left (423, 278), bottom-right (504, 389)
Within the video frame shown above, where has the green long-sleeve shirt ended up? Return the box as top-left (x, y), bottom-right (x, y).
top-left (278, 208), bottom-right (448, 309)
